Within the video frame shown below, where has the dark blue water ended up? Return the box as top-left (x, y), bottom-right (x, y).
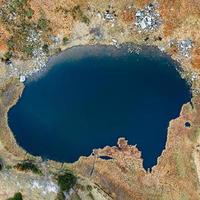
top-left (8, 46), bottom-right (191, 169)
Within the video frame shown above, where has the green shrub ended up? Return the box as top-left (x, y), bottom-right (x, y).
top-left (42, 44), bottom-right (49, 54)
top-left (7, 192), bottom-right (23, 200)
top-left (7, 39), bottom-right (15, 50)
top-left (14, 161), bottom-right (42, 175)
top-left (23, 45), bottom-right (34, 56)
top-left (63, 37), bottom-right (69, 45)
top-left (3, 51), bottom-right (12, 60)
top-left (86, 185), bottom-right (92, 192)
top-left (0, 158), bottom-right (3, 171)
top-left (9, 0), bottom-right (27, 11)
top-left (57, 170), bottom-right (77, 192)
top-left (81, 15), bottom-right (90, 24)
top-left (25, 8), bottom-right (34, 19)
top-left (38, 17), bottom-right (49, 30)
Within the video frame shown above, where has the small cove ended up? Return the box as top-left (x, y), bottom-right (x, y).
top-left (8, 45), bottom-right (191, 169)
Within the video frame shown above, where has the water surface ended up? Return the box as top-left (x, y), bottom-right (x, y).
top-left (8, 46), bottom-right (191, 169)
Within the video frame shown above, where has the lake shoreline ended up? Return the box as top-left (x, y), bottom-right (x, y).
top-left (0, 43), bottom-right (191, 169)
top-left (8, 46), bottom-right (191, 169)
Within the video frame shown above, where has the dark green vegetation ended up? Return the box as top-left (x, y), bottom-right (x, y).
top-left (63, 37), bottom-right (69, 45)
top-left (55, 170), bottom-right (77, 200)
top-left (42, 44), bottom-right (49, 54)
top-left (86, 185), bottom-right (93, 192)
top-left (7, 192), bottom-right (23, 200)
top-left (2, 51), bottom-right (12, 61)
top-left (56, 170), bottom-right (77, 191)
top-left (0, 158), bottom-right (3, 171)
top-left (14, 160), bottom-right (42, 175)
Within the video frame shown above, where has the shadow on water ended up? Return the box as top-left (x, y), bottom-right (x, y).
top-left (8, 45), bottom-right (191, 170)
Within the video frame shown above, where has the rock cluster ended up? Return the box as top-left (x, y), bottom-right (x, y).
top-left (135, 3), bottom-right (162, 32)
top-left (178, 39), bottom-right (193, 58)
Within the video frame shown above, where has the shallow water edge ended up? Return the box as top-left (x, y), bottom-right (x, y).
top-left (26, 44), bottom-right (189, 86)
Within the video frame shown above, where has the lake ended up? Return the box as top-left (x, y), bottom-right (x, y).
top-left (8, 45), bottom-right (191, 170)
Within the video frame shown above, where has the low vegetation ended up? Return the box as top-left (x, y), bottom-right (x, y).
top-left (37, 16), bottom-right (49, 30)
top-left (55, 170), bottom-right (77, 200)
top-left (2, 51), bottom-right (12, 61)
top-left (173, 152), bottom-right (186, 177)
top-left (55, 191), bottom-right (65, 200)
top-left (25, 8), bottom-right (34, 19)
top-left (88, 192), bottom-right (95, 200)
top-left (56, 5), bottom-right (90, 25)
top-left (63, 37), bottom-right (69, 45)
top-left (56, 170), bottom-right (77, 192)
top-left (86, 185), bottom-right (93, 192)
top-left (0, 158), bottom-right (3, 171)
top-left (42, 44), bottom-right (49, 54)
top-left (7, 192), bottom-right (23, 200)
top-left (189, 127), bottom-right (200, 142)
top-left (7, 38), bottom-right (15, 50)
top-left (14, 160), bottom-right (42, 175)
top-left (71, 5), bottom-right (90, 24)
